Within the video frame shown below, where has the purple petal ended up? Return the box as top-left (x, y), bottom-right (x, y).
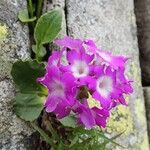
top-left (96, 50), bottom-right (127, 69)
top-left (81, 53), bottom-right (94, 64)
top-left (37, 72), bottom-right (53, 89)
top-left (67, 50), bottom-right (80, 64)
top-left (61, 72), bottom-right (76, 93)
top-left (59, 65), bottom-right (71, 73)
top-left (47, 51), bottom-right (61, 67)
top-left (47, 66), bottom-right (60, 79)
top-left (92, 107), bottom-right (110, 117)
top-left (79, 107), bottom-right (95, 129)
top-left (95, 115), bottom-right (107, 128)
top-left (87, 77), bottom-right (96, 90)
top-left (45, 96), bottom-right (58, 112)
top-left (92, 91), bottom-right (111, 109)
top-left (117, 96), bottom-right (128, 106)
top-left (55, 36), bottom-right (83, 51)
top-left (54, 100), bottom-right (71, 119)
top-left (83, 39), bottom-right (97, 53)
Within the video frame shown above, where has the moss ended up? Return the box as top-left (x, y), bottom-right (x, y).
top-left (135, 98), bottom-right (146, 123)
top-left (130, 62), bottom-right (141, 87)
top-left (106, 104), bottom-right (133, 135)
top-left (0, 24), bottom-right (14, 78)
top-left (0, 24), bottom-right (8, 40)
top-left (132, 133), bottom-right (149, 150)
top-left (87, 93), bottom-right (100, 108)
top-left (87, 94), bottom-right (133, 135)
top-left (138, 133), bottom-right (149, 150)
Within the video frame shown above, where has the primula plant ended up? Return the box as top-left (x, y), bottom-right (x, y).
top-left (37, 36), bottom-right (133, 129)
top-left (11, 1), bottom-right (133, 149)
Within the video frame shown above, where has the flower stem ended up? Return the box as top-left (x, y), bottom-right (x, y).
top-left (27, 0), bottom-right (35, 30)
top-left (47, 121), bottom-right (59, 140)
top-left (37, 0), bottom-right (44, 18)
top-left (31, 122), bottom-right (55, 146)
top-left (28, 0), bottom-right (34, 18)
top-left (35, 44), bottom-right (42, 62)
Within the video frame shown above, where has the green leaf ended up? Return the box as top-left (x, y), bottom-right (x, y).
top-left (98, 132), bottom-right (124, 148)
top-left (69, 135), bottom-right (78, 147)
top-left (32, 44), bottom-right (47, 58)
top-left (34, 9), bottom-right (62, 45)
top-left (11, 60), bottom-right (46, 94)
top-left (59, 115), bottom-right (76, 128)
top-left (14, 93), bottom-right (44, 121)
top-left (18, 9), bottom-right (36, 23)
top-left (111, 131), bottom-right (125, 140)
top-left (31, 122), bottom-right (54, 145)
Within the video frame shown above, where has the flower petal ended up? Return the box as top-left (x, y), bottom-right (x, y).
top-left (45, 96), bottom-right (58, 112)
top-left (55, 36), bottom-right (83, 51)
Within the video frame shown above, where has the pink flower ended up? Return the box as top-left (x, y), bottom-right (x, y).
top-left (55, 36), bottom-right (83, 52)
top-left (66, 50), bottom-right (94, 79)
top-left (38, 65), bottom-right (77, 118)
top-left (37, 36), bottom-right (133, 129)
top-left (87, 66), bottom-right (119, 109)
top-left (96, 50), bottom-right (128, 70)
top-left (73, 100), bottom-right (109, 129)
top-left (83, 39), bottom-right (128, 70)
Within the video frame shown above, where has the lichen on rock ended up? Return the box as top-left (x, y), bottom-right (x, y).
top-left (106, 105), bottom-right (133, 136)
top-left (0, 23), bottom-right (8, 40)
top-left (0, 0), bottom-right (34, 149)
top-left (66, 0), bottom-right (149, 149)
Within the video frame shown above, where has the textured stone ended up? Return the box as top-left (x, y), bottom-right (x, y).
top-left (135, 0), bottom-right (150, 85)
top-left (43, 0), bottom-right (65, 12)
top-left (144, 87), bottom-right (150, 145)
top-left (0, 0), bottom-right (30, 80)
top-left (66, 0), bottom-right (149, 149)
top-left (0, 0), bottom-right (34, 149)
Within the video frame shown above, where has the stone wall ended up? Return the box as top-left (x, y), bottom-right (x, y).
top-left (135, 0), bottom-right (150, 85)
top-left (0, 0), bottom-right (149, 149)
top-left (144, 87), bottom-right (150, 144)
top-left (66, 0), bottom-right (149, 149)
top-left (135, 0), bottom-right (150, 147)
top-left (0, 0), bottom-right (34, 149)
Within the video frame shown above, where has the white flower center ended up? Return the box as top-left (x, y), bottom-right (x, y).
top-left (96, 75), bottom-right (113, 98)
top-left (97, 51), bottom-right (112, 62)
top-left (71, 60), bottom-right (89, 78)
top-left (52, 59), bottom-right (59, 66)
top-left (50, 79), bottom-right (65, 98)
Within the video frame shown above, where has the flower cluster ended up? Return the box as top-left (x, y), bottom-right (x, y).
top-left (38, 36), bottom-right (133, 129)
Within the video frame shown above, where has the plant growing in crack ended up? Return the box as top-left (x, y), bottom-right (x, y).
top-left (11, 0), bottom-right (133, 149)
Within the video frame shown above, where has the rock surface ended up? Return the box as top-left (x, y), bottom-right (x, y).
top-left (0, 0), bottom-right (34, 149)
top-left (135, 0), bottom-right (150, 85)
top-left (1, 0), bottom-right (149, 149)
top-left (0, 0), bottom-right (67, 149)
top-left (144, 87), bottom-right (150, 146)
top-left (43, 0), bottom-right (65, 12)
top-left (66, 0), bottom-right (149, 149)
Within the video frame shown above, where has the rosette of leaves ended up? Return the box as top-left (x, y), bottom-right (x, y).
top-left (12, 9), bottom-right (62, 122)
top-left (12, 6), bottom-right (124, 149)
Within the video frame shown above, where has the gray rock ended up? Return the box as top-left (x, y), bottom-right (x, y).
top-left (0, 0), bottom-right (34, 149)
top-left (43, 0), bottom-right (65, 12)
top-left (135, 0), bottom-right (150, 85)
top-left (66, 0), bottom-right (149, 149)
top-left (144, 87), bottom-right (150, 146)
top-left (0, 0), bottom-right (30, 80)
